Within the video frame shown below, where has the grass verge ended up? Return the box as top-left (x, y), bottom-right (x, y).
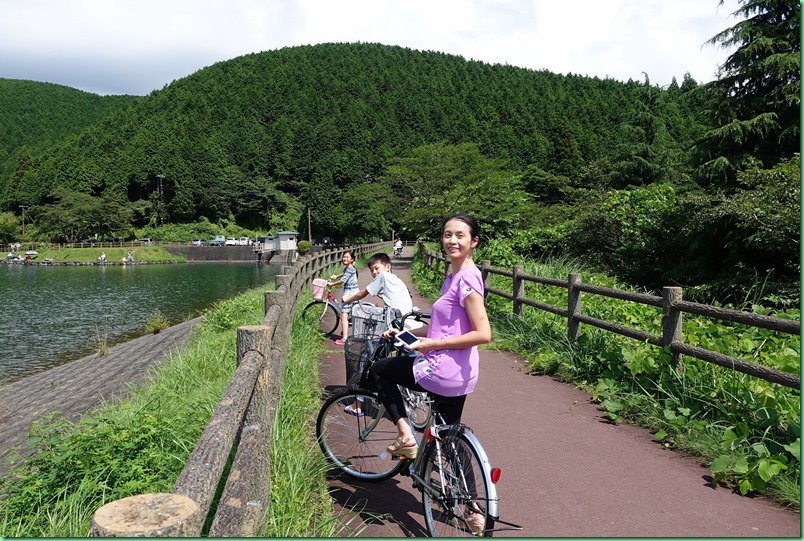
top-left (25, 246), bottom-right (185, 263)
top-left (261, 304), bottom-right (351, 536)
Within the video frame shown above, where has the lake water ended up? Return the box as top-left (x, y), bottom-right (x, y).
top-left (0, 262), bottom-right (283, 383)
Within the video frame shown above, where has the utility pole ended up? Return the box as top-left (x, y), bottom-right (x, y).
top-left (156, 174), bottom-right (165, 225)
top-left (307, 208), bottom-right (312, 243)
top-left (19, 205), bottom-right (26, 237)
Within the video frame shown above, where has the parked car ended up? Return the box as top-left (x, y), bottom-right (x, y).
top-left (208, 235), bottom-right (226, 246)
top-left (224, 237), bottom-right (238, 246)
top-left (238, 236), bottom-right (250, 246)
top-left (191, 238), bottom-right (204, 246)
top-left (138, 238), bottom-right (153, 246)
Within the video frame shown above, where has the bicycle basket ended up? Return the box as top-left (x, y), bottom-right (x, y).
top-left (350, 303), bottom-right (387, 338)
top-left (312, 278), bottom-right (328, 301)
top-left (344, 335), bottom-right (389, 390)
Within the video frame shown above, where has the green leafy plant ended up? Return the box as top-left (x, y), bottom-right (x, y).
top-left (710, 424), bottom-right (799, 495)
top-left (297, 240), bottom-right (311, 254)
top-left (94, 319), bottom-right (110, 356)
top-left (144, 309), bottom-right (170, 334)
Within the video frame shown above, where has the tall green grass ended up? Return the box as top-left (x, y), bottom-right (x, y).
top-left (411, 250), bottom-right (800, 508)
top-left (262, 304), bottom-right (361, 537)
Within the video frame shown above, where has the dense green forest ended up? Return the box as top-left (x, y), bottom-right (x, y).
top-left (0, 0), bottom-right (799, 306)
top-left (0, 79), bottom-right (139, 171)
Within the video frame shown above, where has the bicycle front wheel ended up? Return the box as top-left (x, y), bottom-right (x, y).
top-left (421, 428), bottom-right (495, 537)
top-left (302, 300), bottom-right (340, 337)
top-left (316, 390), bottom-right (406, 481)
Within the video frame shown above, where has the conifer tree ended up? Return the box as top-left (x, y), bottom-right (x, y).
top-left (695, 0), bottom-right (800, 186)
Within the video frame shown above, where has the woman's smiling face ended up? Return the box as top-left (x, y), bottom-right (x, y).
top-left (442, 218), bottom-right (477, 259)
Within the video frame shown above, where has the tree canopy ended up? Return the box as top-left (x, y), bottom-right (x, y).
top-left (0, 43), bottom-right (705, 236)
top-left (694, 0), bottom-right (800, 186)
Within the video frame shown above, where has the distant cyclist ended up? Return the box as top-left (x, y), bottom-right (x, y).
top-left (394, 238), bottom-right (403, 257)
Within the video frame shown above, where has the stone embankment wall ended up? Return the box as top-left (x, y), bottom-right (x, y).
top-left (165, 246), bottom-right (258, 261)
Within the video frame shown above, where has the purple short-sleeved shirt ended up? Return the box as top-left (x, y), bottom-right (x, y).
top-left (413, 265), bottom-right (484, 396)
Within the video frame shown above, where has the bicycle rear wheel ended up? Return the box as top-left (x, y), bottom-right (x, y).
top-left (302, 300), bottom-right (339, 337)
top-left (316, 390), bottom-right (406, 481)
top-left (421, 428), bottom-right (495, 537)
top-left (401, 387), bottom-right (431, 431)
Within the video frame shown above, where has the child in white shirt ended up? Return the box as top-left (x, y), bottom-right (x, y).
top-left (341, 252), bottom-right (414, 415)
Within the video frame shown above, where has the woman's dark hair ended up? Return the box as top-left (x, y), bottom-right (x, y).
top-left (441, 213), bottom-right (481, 245)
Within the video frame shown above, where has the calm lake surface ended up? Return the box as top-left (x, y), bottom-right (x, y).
top-left (0, 262), bottom-right (283, 383)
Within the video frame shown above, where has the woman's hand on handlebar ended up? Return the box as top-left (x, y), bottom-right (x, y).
top-left (382, 328), bottom-right (398, 340)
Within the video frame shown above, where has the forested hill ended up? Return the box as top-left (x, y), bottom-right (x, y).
top-left (0, 42), bottom-right (705, 227)
top-left (0, 79), bottom-right (138, 168)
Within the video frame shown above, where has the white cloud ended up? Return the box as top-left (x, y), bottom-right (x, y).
top-left (0, 0), bottom-right (741, 95)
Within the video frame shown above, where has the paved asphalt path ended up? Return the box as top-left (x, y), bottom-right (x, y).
top-left (317, 247), bottom-right (800, 537)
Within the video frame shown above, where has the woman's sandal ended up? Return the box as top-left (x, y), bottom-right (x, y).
top-left (450, 511), bottom-right (486, 536)
top-left (464, 511), bottom-right (486, 535)
top-left (386, 436), bottom-right (418, 458)
top-left (343, 405), bottom-right (364, 417)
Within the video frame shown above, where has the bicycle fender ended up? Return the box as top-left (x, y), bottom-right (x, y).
top-left (457, 428), bottom-right (500, 519)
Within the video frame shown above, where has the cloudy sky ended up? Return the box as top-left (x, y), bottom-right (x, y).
top-left (1, 0), bottom-right (742, 96)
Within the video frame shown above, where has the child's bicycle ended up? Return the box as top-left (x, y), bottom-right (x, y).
top-left (302, 279), bottom-right (383, 337)
top-left (315, 310), bottom-right (522, 537)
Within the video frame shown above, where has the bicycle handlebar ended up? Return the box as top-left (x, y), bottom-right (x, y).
top-left (391, 307), bottom-right (431, 331)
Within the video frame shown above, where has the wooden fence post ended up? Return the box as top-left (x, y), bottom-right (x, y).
top-left (568, 273), bottom-right (582, 341)
top-left (90, 493), bottom-right (201, 537)
top-left (481, 260), bottom-right (491, 295)
top-left (237, 325), bottom-right (272, 368)
top-left (513, 265), bottom-right (524, 317)
top-left (662, 286), bottom-right (683, 369)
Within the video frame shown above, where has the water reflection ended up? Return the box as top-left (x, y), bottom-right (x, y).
top-left (0, 262), bottom-right (282, 383)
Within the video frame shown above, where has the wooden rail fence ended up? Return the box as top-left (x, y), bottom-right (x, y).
top-left (89, 242), bottom-right (389, 537)
top-left (419, 243), bottom-right (800, 390)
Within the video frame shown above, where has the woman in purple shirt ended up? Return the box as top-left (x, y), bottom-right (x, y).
top-left (369, 213), bottom-right (491, 461)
